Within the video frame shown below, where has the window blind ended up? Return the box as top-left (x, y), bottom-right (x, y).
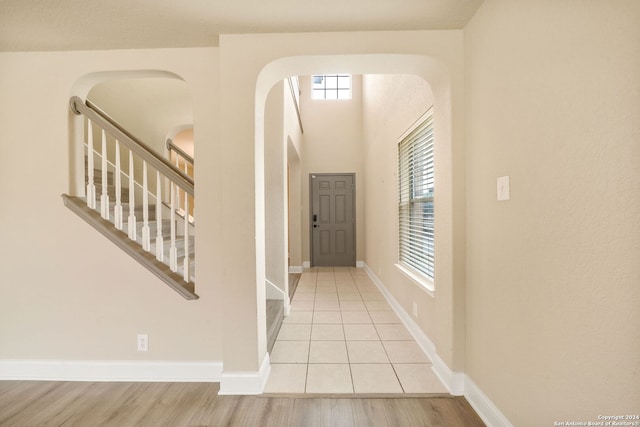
top-left (398, 109), bottom-right (434, 280)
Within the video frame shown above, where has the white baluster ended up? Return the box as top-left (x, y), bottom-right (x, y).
top-left (113, 140), bottom-right (123, 230)
top-left (86, 120), bottom-right (96, 209)
top-left (155, 171), bottom-right (164, 262)
top-left (127, 151), bottom-right (137, 240)
top-left (183, 189), bottom-right (190, 282)
top-left (141, 161), bottom-right (150, 251)
top-left (100, 129), bottom-right (109, 220)
top-left (183, 156), bottom-right (190, 222)
top-left (175, 155), bottom-right (182, 215)
top-left (169, 182), bottom-right (178, 272)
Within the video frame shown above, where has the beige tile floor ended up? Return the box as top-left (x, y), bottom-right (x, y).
top-left (264, 267), bottom-right (449, 394)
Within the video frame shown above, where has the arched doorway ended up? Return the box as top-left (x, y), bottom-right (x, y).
top-left (246, 53), bottom-right (462, 394)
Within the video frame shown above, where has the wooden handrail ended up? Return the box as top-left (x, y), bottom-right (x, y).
top-left (70, 96), bottom-right (194, 196)
top-left (166, 139), bottom-right (194, 166)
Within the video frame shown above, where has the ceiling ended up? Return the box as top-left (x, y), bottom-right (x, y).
top-left (0, 0), bottom-right (483, 52)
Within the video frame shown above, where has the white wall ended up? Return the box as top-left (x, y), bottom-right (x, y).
top-left (299, 75), bottom-right (364, 266)
top-left (0, 48), bottom-right (221, 368)
top-left (87, 78), bottom-right (193, 156)
top-left (464, 0), bottom-right (640, 424)
top-left (362, 74), bottom-right (436, 342)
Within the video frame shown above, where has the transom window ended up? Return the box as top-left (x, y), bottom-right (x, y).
top-left (311, 74), bottom-right (352, 100)
top-left (398, 108), bottom-right (435, 281)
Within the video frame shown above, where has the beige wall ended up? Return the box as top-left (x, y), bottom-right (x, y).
top-left (362, 74), bottom-right (436, 344)
top-left (286, 79), bottom-right (304, 271)
top-left (0, 48), bottom-right (220, 361)
top-left (264, 79), bottom-right (303, 299)
top-left (465, 0), bottom-right (640, 424)
top-left (264, 81), bottom-right (286, 297)
top-left (287, 144), bottom-right (303, 270)
top-left (88, 78), bottom-right (193, 157)
top-left (2, 29), bottom-right (466, 401)
top-left (299, 75), bottom-right (364, 265)
top-left (0, 10), bottom-right (636, 419)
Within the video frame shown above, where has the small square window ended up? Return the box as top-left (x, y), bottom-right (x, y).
top-left (311, 74), bottom-right (352, 100)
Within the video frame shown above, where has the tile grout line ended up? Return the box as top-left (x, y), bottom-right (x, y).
top-left (305, 266), bottom-right (320, 391)
top-left (270, 267), bottom-right (439, 394)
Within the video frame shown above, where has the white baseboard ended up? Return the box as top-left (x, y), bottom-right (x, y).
top-left (362, 264), bottom-right (442, 376)
top-left (284, 296), bottom-right (291, 316)
top-left (465, 376), bottom-right (514, 427)
top-left (0, 359), bottom-right (222, 382)
top-left (431, 354), bottom-right (465, 396)
top-left (302, 261), bottom-right (310, 269)
top-left (362, 265), bottom-right (433, 357)
top-left (288, 266), bottom-right (303, 274)
top-left (363, 263), bottom-right (464, 396)
top-left (356, 260), bottom-right (364, 268)
top-left (218, 353), bottom-right (270, 395)
top-left (362, 263), bottom-right (511, 426)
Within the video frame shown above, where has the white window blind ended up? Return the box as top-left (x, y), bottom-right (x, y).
top-left (398, 109), bottom-right (434, 280)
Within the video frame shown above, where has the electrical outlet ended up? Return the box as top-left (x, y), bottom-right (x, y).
top-left (137, 334), bottom-right (149, 352)
top-left (412, 302), bottom-right (418, 317)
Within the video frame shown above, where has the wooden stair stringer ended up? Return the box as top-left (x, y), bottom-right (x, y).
top-left (62, 194), bottom-right (198, 300)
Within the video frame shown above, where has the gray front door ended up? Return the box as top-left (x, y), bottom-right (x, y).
top-left (310, 173), bottom-right (355, 266)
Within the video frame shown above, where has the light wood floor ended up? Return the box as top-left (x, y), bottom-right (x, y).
top-left (0, 381), bottom-right (485, 426)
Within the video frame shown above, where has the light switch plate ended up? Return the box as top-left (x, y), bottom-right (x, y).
top-left (497, 176), bottom-right (510, 201)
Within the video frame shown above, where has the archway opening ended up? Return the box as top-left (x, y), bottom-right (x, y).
top-left (256, 55), bottom-right (456, 391)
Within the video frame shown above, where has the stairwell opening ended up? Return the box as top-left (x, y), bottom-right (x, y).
top-left (66, 71), bottom-right (198, 299)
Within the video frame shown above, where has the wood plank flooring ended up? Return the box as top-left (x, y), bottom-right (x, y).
top-left (0, 381), bottom-right (485, 426)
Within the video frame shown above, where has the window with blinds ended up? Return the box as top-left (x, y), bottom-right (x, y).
top-left (398, 109), bottom-right (434, 281)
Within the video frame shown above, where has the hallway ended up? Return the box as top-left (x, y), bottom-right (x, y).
top-left (265, 267), bottom-right (448, 394)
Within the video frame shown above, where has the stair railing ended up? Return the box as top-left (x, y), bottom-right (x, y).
top-left (166, 138), bottom-right (195, 222)
top-left (70, 97), bottom-right (195, 283)
top-left (166, 139), bottom-right (194, 168)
